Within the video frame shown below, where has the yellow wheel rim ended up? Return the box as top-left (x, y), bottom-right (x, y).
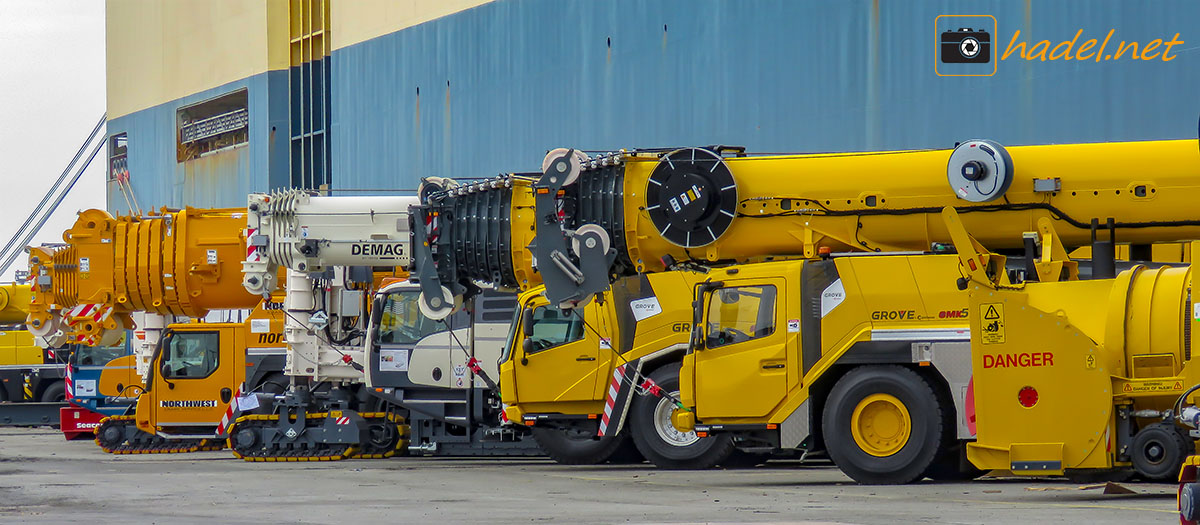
top-left (850, 393), bottom-right (911, 457)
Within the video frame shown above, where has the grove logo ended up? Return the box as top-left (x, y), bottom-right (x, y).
top-left (936, 14), bottom-right (1183, 77)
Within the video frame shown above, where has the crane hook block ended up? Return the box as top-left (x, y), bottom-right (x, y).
top-left (947, 139), bottom-right (1014, 203)
top-left (645, 148), bottom-right (738, 248)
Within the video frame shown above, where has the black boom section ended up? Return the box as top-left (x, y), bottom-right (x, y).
top-left (412, 161), bottom-right (632, 302)
top-left (410, 180), bottom-right (520, 304)
top-left (414, 146), bottom-right (746, 305)
top-left (449, 183), bottom-right (516, 288)
top-left (573, 163), bottom-right (632, 275)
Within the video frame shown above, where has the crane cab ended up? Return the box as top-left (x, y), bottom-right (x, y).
top-left (134, 314), bottom-right (285, 438)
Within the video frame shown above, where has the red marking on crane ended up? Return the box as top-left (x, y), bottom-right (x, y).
top-left (965, 377), bottom-right (976, 437)
top-left (216, 385), bottom-right (243, 435)
top-left (597, 364), bottom-right (625, 437)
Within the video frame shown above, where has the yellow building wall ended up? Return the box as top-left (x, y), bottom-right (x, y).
top-left (331, 0), bottom-right (494, 50)
top-left (106, 0), bottom-right (290, 119)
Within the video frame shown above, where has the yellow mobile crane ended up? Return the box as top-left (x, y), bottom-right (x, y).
top-left (411, 134), bottom-right (1200, 471)
top-left (0, 281), bottom-right (74, 428)
top-left (671, 208), bottom-right (1200, 484)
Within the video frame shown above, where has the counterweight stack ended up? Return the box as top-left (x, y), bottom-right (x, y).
top-left (412, 139), bottom-right (1200, 315)
top-left (27, 207), bottom-right (262, 348)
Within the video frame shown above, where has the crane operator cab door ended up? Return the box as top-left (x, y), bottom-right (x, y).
top-left (512, 298), bottom-right (605, 405)
top-left (368, 285), bottom-right (470, 390)
top-left (146, 328), bottom-right (237, 431)
top-left (693, 279), bottom-right (790, 419)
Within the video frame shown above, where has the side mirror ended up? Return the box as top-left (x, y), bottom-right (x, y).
top-left (160, 362), bottom-right (172, 379)
top-left (718, 289), bottom-right (740, 304)
top-left (522, 337), bottom-right (534, 357)
top-left (521, 308), bottom-right (534, 337)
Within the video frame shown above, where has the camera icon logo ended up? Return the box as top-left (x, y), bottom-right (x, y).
top-left (935, 15), bottom-right (998, 76)
top-left (941, 28), bottom-right (991, 63)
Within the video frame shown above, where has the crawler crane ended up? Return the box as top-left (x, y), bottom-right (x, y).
top-left (229, 191), bottom-right (536, 461)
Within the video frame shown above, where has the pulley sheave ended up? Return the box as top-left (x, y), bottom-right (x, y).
top-left (947, 139), bottom-right (1014, 202)
top-left (645, 148), bottom-right (737, 248)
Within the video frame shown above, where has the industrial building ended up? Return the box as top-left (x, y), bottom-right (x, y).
top-left (105, 0), bottom-right (1200, 210)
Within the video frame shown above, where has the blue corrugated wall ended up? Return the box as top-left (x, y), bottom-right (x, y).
top-left (107, 70), bottom-right (290, 212)
top-left (330, 0), bottom-right (1200, 191)
top-left (115, 1), bottom-right (1200, 208)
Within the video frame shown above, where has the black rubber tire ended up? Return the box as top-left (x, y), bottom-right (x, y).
top-left (606, 434), bottom-right (646, 464)
top-left (1130, 422), bottom-right (1192, 481)
top-left (41, 382), bottom-right (67, 402)
top-left (257, 373), bottom-right (288, 395)
top-left (1064, 469), bottom-right (1134, 484)
top-left (923, 442), bottom-right (985, 481)
top-left (629, 364), bottom-right (735, 470)
top-left (721, 450), bottom-right (771, 469)
top-left (530, 427), bottom-right (628, 465)
top-left (822, 365), bottom-right (943, 485)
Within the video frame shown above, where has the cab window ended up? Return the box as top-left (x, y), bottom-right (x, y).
top-left (706, 285), bottom-right (777, 348)
top-left (375, 290), bottom-right (445, 344)
top-left (164, 332), bottom-right (220, 378)
top-left (525, 306), bottom-right (585, 354)
top-left (74, 343), bottom-right (126, 366)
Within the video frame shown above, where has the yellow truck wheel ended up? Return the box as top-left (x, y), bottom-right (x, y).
top-left (821, 365), bottom-right (944, 485)
top-left (850, 393), bottom-right (911, 457)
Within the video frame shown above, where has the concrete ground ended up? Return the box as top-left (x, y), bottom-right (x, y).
top-left (0, 428), bottom-right (1178, 524)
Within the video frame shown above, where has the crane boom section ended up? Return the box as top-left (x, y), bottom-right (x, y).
top-left (242, 191), bottom-right (417, 296)
top-left (413, 138), bottom-right (1200, 312)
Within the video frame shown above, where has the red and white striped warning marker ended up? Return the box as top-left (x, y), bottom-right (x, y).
top-left (597, 364), bottom-right (626, 437)
top-left (245, 228), bottom-right (262, 262)
top-left (64, 363), bottom-right (74, 401)
top-left (216, 385), bottom-right (244, 436)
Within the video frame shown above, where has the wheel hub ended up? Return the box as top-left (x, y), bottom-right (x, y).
top-left (1143, 441), bottom-right (1166, 464)
top-left (653, 390), bottom-right (699, 447)
top-left (367, 423), bottom-right (397, 449)
top-left (234, 428), bottom-right (258, 449)
top-left (850, 393), bottom-right (912, 457)
top-left (101, 425), bottom-right (122, 443)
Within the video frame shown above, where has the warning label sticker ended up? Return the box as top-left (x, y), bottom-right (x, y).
top-left (980, 303), bottom-right (1005, 345)
top-left (452, 364), bottom-right (469, 388)
top-left (1121, 380), bottom-right (1185, 394)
